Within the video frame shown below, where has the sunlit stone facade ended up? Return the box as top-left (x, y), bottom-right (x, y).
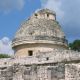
top-left (0, 9), bottom-right (80, 80)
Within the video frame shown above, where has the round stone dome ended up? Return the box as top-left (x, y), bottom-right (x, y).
top-left (12, 9), bottom-right (68, 49)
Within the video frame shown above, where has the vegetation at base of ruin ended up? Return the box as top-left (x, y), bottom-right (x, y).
top-left (0, 54), bottom-right (11, 58)
top-left (69, 40), bottom-right (80, 52)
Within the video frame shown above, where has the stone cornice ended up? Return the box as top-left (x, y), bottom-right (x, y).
top-left (12, 36), bottom-right (68, 47)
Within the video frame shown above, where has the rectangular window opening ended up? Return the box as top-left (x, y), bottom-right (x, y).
top-left (28, 50), bottom-right (33, 56)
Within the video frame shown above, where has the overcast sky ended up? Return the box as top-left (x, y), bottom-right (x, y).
top-left (0, 0), bottom-right (80, 54)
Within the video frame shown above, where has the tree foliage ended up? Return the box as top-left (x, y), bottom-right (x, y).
top-left (0, 54), bottom-right (10, 58)
top-left (69, 40), bottom-right (80, 52)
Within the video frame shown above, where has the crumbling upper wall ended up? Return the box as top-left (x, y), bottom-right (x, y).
top-left (32, 8), bottom-right (56, 20)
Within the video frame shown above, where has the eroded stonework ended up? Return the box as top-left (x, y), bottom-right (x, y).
top-left (0, 9), bottom-right (80, 80)
top-left (0, 62), bottom-right (65, 80)
top-left (0, 49), bottom-right (80, 80)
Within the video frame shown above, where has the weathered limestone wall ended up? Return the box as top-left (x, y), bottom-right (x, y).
top-left (14, 44), bottom-right (67, 58)
top-left (33, 9), bottom-right (56, 20)
top-left (0, 59), bottom-right (80, 80)
top-left (0, 50), bottom-right (80, 65)
top-left (65, 63), bottom-right (80, 80)
top-left (12, 14), bottom-right (67, 49)
top-left (0, 50), bottom-right (80, 80)
top-left (0, 63), bottom-right (65, 80)
top-left (15, 44), bottom-right (54, 58)
top-left (34, 13), bottom-right (56, 20)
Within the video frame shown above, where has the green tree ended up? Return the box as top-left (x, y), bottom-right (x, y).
top-left (69, 40), bottom-right (80, 52)
top-left (0, 54), bottom-right (11, 58)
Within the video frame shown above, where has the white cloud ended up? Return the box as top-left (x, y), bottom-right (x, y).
top-left (0, 37), bottom-right (14, 55)
top-left (40, 0), bottom-right (64, 20)
top-left (0, 0), bottom-right (25, 13)
top-left (40, 0), bottom-right (80, 42)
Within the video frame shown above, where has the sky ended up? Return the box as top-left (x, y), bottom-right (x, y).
top-left (0, 0), bottom-right (80, 54)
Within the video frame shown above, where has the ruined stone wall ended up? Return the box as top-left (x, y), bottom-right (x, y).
top-left (65, 63), bottom-right (80, 80)
top-left (0, 50), bottom-right (80, 66)
top-left (1, 60), bottom-right (80, 80)
top-left (0, 63), bottom-right (65, 80)
top-left (0, 50), bottom-right (80, 80)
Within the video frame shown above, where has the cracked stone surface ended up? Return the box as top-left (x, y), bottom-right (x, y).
top-left (0, 9), bottom-right (80, 80)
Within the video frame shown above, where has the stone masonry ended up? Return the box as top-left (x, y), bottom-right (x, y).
top-left (0, 9), bottom-right (80, 80)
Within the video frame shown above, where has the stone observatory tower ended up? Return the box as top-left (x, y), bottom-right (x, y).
top-left (0, 9), bottom-right (80, 80)
top-left (12, 9), bottom-right (68, 58)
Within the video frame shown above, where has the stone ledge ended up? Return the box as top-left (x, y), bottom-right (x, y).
top-left (0, 50), bottom-right (80, 67)
top-left (12, 36), bottom-right (68, 47)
